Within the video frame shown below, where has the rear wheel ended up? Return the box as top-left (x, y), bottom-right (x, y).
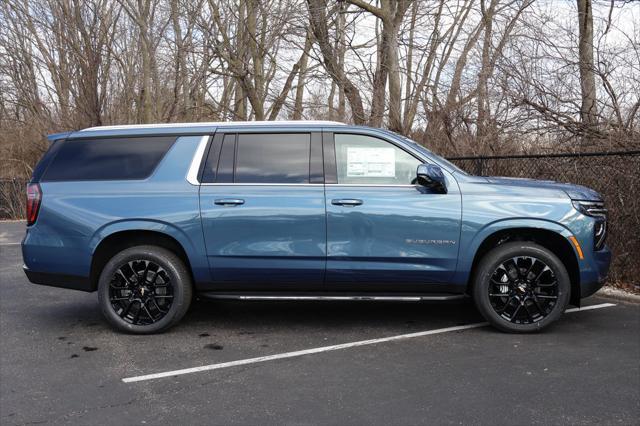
top-left (97, 246), bottom-right (192, 334)
top-left (473, 242), bottom-right (570, 333)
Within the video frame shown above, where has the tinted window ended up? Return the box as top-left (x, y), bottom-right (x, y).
top-left (200, 133), bottom-right (223, 183)
top-left (216, 134), bottom-right (236, 183)
top-left (42, 136), bottom-right (176, 181)
top-left (31, 139), bottom-right (63, 182)
top-left (235, 133), bottom-right (310, 183)
top-left (335, 134), bottom-right (420, 185)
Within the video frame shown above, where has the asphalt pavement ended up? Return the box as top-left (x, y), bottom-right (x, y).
top-left (1, 221), bottom-right (638, 425)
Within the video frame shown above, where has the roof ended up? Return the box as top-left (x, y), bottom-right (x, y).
top-left (79, 120), bottom-right (346, 132)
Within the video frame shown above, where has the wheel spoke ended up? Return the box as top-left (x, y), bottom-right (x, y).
top-left (497, 296), bottom-right (514, 314)
top-left (533, 266), bottom-right (550, 284)
top-left (132, 304), bottom-right (141, 324)
top-left (117, 270), bottom-right (132, 286)
top-left (525, 258), bottom-right (537, 279)
top-left (120, 301), bottom-right (133, 318)
top-left (531, 294), bottom-right (548, 316)
top-left (510, 304), bottom-right (522, 322)
top-left (149, 297), bottom-right (166, 314)
top-left (523, 302), bottom-right (534, 322)
top-left (142, 261), bottom-right (151, 284)
top-left (141, 302), bottom-right (154, 321)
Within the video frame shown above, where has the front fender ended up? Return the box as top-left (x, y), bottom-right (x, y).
top-left (451, 218), bottom-right (577, 289)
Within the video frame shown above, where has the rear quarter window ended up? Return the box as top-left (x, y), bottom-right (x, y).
top-left (42, 136), bottom-right (176, 181)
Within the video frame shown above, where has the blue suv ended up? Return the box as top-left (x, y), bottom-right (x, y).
top-left (22, 121), bottom-right (611, 333)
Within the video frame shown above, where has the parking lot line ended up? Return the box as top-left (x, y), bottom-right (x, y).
top-left (122, 302), bottom-right (616, 383)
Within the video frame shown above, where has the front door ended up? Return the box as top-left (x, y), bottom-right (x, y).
top-left (324, 132), bottom-right (461, 292)
top-left (199, 131), bottom-right (326, 291)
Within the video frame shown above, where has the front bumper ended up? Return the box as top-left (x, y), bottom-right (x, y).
top-left (580, 246), bottom-right (612, 298)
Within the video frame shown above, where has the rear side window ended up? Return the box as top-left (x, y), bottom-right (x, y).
top-left (42, 136), bottom-right (176, 181)
top-left (234, 133), bottom-right (310, 184)
top-left (31, 139), bottom-right (64, 182)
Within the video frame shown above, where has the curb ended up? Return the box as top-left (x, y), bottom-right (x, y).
top-left (596, 287), bottom-right (640, 304)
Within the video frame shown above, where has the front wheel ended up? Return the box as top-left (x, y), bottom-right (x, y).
top-left (97, 246), bottom-right (192, 334)
top-left (472, 242), bottom-right (571, 333)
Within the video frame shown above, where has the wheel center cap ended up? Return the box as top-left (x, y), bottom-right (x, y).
top-left (517, 283), bottom-right (528, 294)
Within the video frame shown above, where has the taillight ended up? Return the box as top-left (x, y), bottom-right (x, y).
top-left (26, 183), bottom-right (42, 226)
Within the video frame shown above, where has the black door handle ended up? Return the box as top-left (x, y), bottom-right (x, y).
top-left (214, 199), bottom-right (245, 206)
top-left (331, 198), bottom-right (363, 207)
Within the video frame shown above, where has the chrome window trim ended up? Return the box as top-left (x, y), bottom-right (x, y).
top-left (199, 183), bottom-right (323, 187)
top-left (198, 183), bottom-right (417, 187)
top-left (186, 135), bottom-right (210, 186)
top-left (327, 184), bottom-right (417, 188)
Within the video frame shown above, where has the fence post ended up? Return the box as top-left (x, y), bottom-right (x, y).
top-left (475, 158), bottom-right (485, 176)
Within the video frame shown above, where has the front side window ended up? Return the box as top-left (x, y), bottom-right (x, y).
top-left (235, 133), bottom-right (310, 183)
top-left (334, 134), bottom-right (421, 185)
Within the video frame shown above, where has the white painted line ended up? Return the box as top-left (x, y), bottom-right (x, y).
top-left (122, 322), bottom-right (487, 383)
top-left (122, 302), bottom-right (616, 383)
top-left (0, 242), bottom-right (21, 246)
top-left (565, 302), bottom-right (616, 312)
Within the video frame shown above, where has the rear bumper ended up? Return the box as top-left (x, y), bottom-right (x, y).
top-left (23, 265), bottom-right (94, 292)
top-left (580, 246), bottom-right (612, 298)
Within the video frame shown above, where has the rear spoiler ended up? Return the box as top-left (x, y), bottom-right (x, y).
top-left (46, 131), bottom-right (73, 142)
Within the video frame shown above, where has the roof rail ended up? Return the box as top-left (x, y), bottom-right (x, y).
top-left (79, 120), bottom-right (346, 132)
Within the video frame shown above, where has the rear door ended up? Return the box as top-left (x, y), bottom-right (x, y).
top-left (323, 131), bottom-right (462, 292)
top-left (199, 130), bottom-right (326, 291)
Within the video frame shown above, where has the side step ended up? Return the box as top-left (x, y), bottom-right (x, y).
top-left (198, 292), bottom-right (467, 302)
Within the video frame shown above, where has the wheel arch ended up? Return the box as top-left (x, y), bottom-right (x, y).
top-left (89, 228), bottom-right (194, 291)
top-left (465, 226), bottom-right (581, 306)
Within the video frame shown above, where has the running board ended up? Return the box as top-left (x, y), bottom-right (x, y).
top-left (199, 293), bottom-right (467, 302)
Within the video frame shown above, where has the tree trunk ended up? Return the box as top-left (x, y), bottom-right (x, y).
top-left (292, 30), bottom-right (313, 120)
top-left (577, 0), bottom-right (597, 143)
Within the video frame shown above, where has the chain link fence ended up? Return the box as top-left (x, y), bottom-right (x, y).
top-left (0, 179), bottom-right (25, 221)
top-left (2, 151), bottom-right (638, 286)
top-left (449, 151), bottom-right (640, 286)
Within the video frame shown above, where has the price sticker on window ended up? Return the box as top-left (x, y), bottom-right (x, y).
top-left (346, 147), bottom-right (396, 177)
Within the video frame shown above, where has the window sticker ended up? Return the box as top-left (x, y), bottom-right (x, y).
top-left (346, 147), bottom-right (396, 177)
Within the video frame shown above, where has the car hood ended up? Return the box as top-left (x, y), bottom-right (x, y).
top-left (484, 176), bottom-right (602, 201)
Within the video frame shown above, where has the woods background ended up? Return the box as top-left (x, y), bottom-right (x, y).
top-left (0, 0), bottom-right (638, 286)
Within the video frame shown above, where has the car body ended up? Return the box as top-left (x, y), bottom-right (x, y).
top-left (21, 121), bottom-right (611, 333)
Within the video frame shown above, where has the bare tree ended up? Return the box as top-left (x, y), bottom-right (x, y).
top-left (577, 0), bottom-right (598, 142)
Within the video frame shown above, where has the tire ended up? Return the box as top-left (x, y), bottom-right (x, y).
top-left (97, 245), bottom-right (192, 334)
top-left (472, 241), bottom-right (570, 333)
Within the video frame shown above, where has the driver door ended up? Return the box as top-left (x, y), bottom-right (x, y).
top-left (323, 132), bottom-right (462, 292)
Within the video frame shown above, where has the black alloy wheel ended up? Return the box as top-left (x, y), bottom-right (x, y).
top-left (98, 245), bottom-right (192, 334)
top-left (488, 256), bottom-right (559, 324)
top-left (108, 260), bottom-right (174, 326)
top-left (473, 241), bottom-right (570, 333)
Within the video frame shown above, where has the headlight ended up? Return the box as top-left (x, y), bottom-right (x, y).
top-left (572, 200), bottom-right (607, 218)
top-left (593, 220), bottom-right (606, 251)
top-left (572, 200), bottom-right (607, 250)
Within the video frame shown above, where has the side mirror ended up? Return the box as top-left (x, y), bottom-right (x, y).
top-left (416, 164), bottom-right (447, 193)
